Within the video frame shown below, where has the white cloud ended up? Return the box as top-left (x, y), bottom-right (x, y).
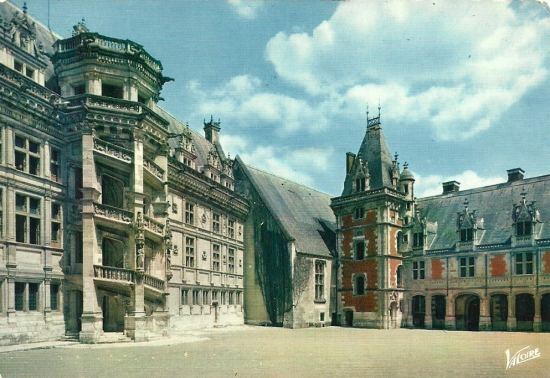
top-left (186, 75), bottom-right (329, 135)
top-left (227, 0), bottom-right (263, 19)
top-left (415, 170), bottom-right (504, 198)
top-left (220, 134), bottom-right (334, 187)
top-left (265, 0), bottom-right (550, 140)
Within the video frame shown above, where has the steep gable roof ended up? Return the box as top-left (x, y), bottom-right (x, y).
top-left (236, 157), bottom-right (335, 257)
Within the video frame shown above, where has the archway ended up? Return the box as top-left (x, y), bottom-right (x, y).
top-left (431, 295), bottom-right (446, 329)
top-left (490, 294), bottom-right (508, 331)
top-left (455, 294), bottom-right (479, 331)
top-left (412, 295), bottom-right (425, 328)
top-left (542, 294), bottom-right (550, 332)
top-left (516, 293), bottom-right (534, 331)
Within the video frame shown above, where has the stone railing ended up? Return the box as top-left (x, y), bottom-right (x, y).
top-left (144, 215), bottom-right (164, 235)
top-left (85, 95), bottom-right (142, 114)
top-left (144, 158), bottom-right (164, 180)
top-left (144, 274), bottom-right (166, 291)
top-left (514, 235), bottom-right (533, 246)
top-left (94, 265), bottom-right (135, 283)
top-left (56, 33), bottom-right (162, 73)
top-left (93, 138), bottom-right (133, 163)
top-left (94, 203), bottom-right (133, 223)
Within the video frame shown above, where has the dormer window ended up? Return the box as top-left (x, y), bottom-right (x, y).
top-left (413, 232), bottom-right (424, 248)
top-left (355, 177), bottom-right (366, 192)
top-left (460, 228), bottom-right (474, 242)
top-left (516, 221), bottom-right (532, 236)
top-left (14, 60), bottom-right (23, 73)
top-left (25, 66), bottom-right (34, 79)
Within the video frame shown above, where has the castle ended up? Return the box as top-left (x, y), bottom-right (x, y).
top-left (0, 2), bottom-right (548, 346)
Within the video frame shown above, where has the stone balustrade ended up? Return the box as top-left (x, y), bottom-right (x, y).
top-left (144, 158), bottom-right (164, 180)
top-left (93, 203), bottom-right (133, 223)
top-left (93, 138), bottom-right (133, 163)
top-left (93, 265), bottom-right (135, 283)
top-left (144, 274), bottom-right (166, 291)
top-left (143, 215), bottom-right (164, 235)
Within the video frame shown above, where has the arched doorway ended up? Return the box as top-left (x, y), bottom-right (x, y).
top-left (412, 295), bottom-right (425, 328)
top-left (344, 310), bottom-right (354, 327)
top-left (455, 294), bottom-right (480, 331)
top-left (542, 294), bottom-right (550, 332)
top-left (516, 294), bottom-right (534, 331)
top-left (490, 294), bottom-right (508, 331)
top-left (431, 295), bottom-right (446, 329)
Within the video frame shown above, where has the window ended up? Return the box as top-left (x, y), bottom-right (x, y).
top-left (228, 248), bottom-right (235, 273)
top-left (15, 282), bottom-right (25, 311)
top-left (315, 260), bottom-right (325, 301)
top-left (25, 66), bottom-right (34, 79)
top-left (50, 148), bottom-right (61, 182)
top-left (354, 207), bottom-right (364, 219)
top-left (212, 213), bottom-right (220, 233)
top-left (50, 283), bottom-right (59, 311)
top-left (229, 291), bottom-right (235, 305)
top-left (236, 291), bottom-right (242, 305)
top-left (75, 231), bottom-right (83, 263)
top-left (515, 252), bottom-right (533, 275)
top-left (185, 237), bottom-right (195, 267)
top-left (192, 290), bottom-right (199, 305)
top-left (516, 221), bottom-right (532, 237)
top-left (413, 232), bottom-right (424, 248)
top-left (15, 135), bottom-right (40, 175)
top-left (185, 203), bottom-right (194, 225)
top-left (460, 228), bottom-right (474, 242)
top-left (101, 175), bottom-right (124, 208)
top-left (74, 167), bottom-right (83, 199)
top-left (15, 194), bottom-right (40, 244)
top-left (459, 256), bottom-right (475, 277)
top-left (73, 84), bottom-right (85, 95)
top-left (212, 290), bottom-right (219, 303)
top-left (355, 240), bottom-right (365, 260)
top-left (181, 289), bottom-right (189, 305)
top-left (202, 290), bottom-right (209, 305)
top-left (354, 275), bottom-right (365, 295)
top-left (396, 265), bottom-right (403, 287)
top-left (404, 184), bottom-right (409, 195)
top-left (413, 261), bottom-right (425, 280)
top-left (320, 312), bottom-right (325, 322)
top-left (212, 244), bottom-right (220, 271)
top-left (228, 219), bottom-right (235, 238)
top-left (14, 60), bottom-right (23, 73)
top-left (51, 203), bottom-right (61, 244)
top-left (221, 291), bottom-right (227, 305)
top-left (101, 83), bottom-right (123, 99)
top-left (29, 283), bottom-right (39, 311)
top-left (355, 177), bottom-right (366, 192)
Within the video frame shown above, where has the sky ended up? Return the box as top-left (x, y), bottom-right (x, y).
top-left (12, 0), bottom-right (550, 198)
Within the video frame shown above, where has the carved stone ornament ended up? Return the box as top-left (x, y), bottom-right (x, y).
top-left (135, 212), bottom-right (145, 271)
top-left (201, 213), bottom-right (207, 225)
top-left (202, 251), bottom-right (207, 261)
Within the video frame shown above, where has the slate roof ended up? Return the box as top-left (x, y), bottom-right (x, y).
top-left (236, 157), bottom-right (336, 257)
top-left (342, 123), bottom-right (394, 195)
top-left (417, 174), bottom-right (550, 250)
top-left (153, 104), bottom-right (225, 171)
top-left (0, 1), bottom-right (61, 84)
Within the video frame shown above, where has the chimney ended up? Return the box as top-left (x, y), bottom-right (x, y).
top-left (346, 152), bottom-right (356, 174)
top-left (507, 168), bottom-right (525, 183)
top-left (442, 180), bottom-right (460, 194)
top-left (203, 115), bottom-right (221, 144)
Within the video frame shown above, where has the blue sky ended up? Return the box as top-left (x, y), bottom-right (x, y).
top-left (15, 0), bottom-right (550, 197)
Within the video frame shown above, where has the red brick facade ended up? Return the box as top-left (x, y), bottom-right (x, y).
top-left (543, 251), bottom-right (550, 274)
top-left (431, 259), bottom-right (444, 280)
top-left (490, 254), bottom-right (507, 277)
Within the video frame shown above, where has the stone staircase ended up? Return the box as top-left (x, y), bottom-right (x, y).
top-left (97, 332), bottom-right (132, 344)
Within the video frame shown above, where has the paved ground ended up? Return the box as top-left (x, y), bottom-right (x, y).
top-left (1, 326), bottom-right (549, 377)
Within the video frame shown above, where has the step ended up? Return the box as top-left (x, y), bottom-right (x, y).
top-left (98, 332), bottom-right (132, 344)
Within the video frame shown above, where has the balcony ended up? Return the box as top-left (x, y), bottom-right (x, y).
top-left (143, 215), bottom-right (164, 237)
top-left (143, 157), bottom-right (165, 184)
top-left (93, 265), bottom-right (166, 299)
top-left (93, 203), bottom-right (133, 228)
top-left (93, 138), bottom-right (133, 165)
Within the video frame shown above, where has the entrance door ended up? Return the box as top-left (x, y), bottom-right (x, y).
top-left (412, 295), bottom-right (425, 328)
top-left (490, 294), bottom-right (508, 331)
top-left (542, 294), bottom-right (550, 332)
top-left (465, 296), bottom-right (480, 331)
top-left (102, 296), bottom-right (125, 332)
top-left (431, 296), bottom-right (446, 329)
top-left (345, 310), bottom-right (354, 327)
top-left (516, 294), bottom-right (534, 331)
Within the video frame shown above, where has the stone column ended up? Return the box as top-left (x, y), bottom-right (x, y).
top-left (425, 294), bottom-right (432, 329)
top-left (507, 293), bottom-right (516, 331)
top-left (6, 269), bottom-right (16, 324)
top-left (79, 130), bottom-right (103, 343)
top-left (5, 126), bottom-right (14, 168)
top-left (43, 273), bottom-right (52, 323)
top-left (445, 295), bottom-right (455, 330)
top-left (43, 195), bottom-right (51, 246)
top-left (43, 140), bottom-right (51, 179)
top-left (124, 79), bottom-right (138, 102)
top-left (479, 295), bottom-right (491, 331)
top-left (534, 293), bottom-right (541, 332)
top-left (85, 73), bottom-right (102, 96)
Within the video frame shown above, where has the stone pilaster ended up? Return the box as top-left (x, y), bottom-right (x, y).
top-left (43, 275), bottom-right (52, 323)
top-left (445, 296), bottom-right (455, 330)
top-left (79, 131), bottom-right (103, 343)
top-left (479, 296), bottom-right (491, 331)
top-left (425, 294), bottom-right (432, 329)
top-left (125, 273), bottom-right (148, 341)
top-left (507, 294), bottom-right (516, 331)
top-left (5, 126), bottom-right (14, 168)
top-left (534, 293), bottom-right (541, 332)
top-left (6, 268), bottom-right (16, 324)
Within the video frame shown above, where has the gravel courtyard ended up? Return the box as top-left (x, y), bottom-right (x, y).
top-left (1, 326), bottom-right (549, 377)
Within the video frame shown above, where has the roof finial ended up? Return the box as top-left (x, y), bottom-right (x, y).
top-left (378, 98), bottom-right (381, 118)
top-left (366, 103), bottom-right (369, 121)
top-left (23, 2), bottom-right (28, 15)
top-left (210, 114), bottom-right (213, 123)
top-left (464, 198), bottom-right (469, 211)
top-left (521, 188), bottom-right (527, 203)
top-left (394, 152), bottom-right (398, 162)
top-left (403, 162), bottom-right (409, 169)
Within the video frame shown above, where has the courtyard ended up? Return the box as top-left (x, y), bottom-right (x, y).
top-left (1, 326), bottom-right (549, 377)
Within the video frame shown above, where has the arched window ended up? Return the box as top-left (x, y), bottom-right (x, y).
top-left (354, 275), bottom-right (365, 295)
